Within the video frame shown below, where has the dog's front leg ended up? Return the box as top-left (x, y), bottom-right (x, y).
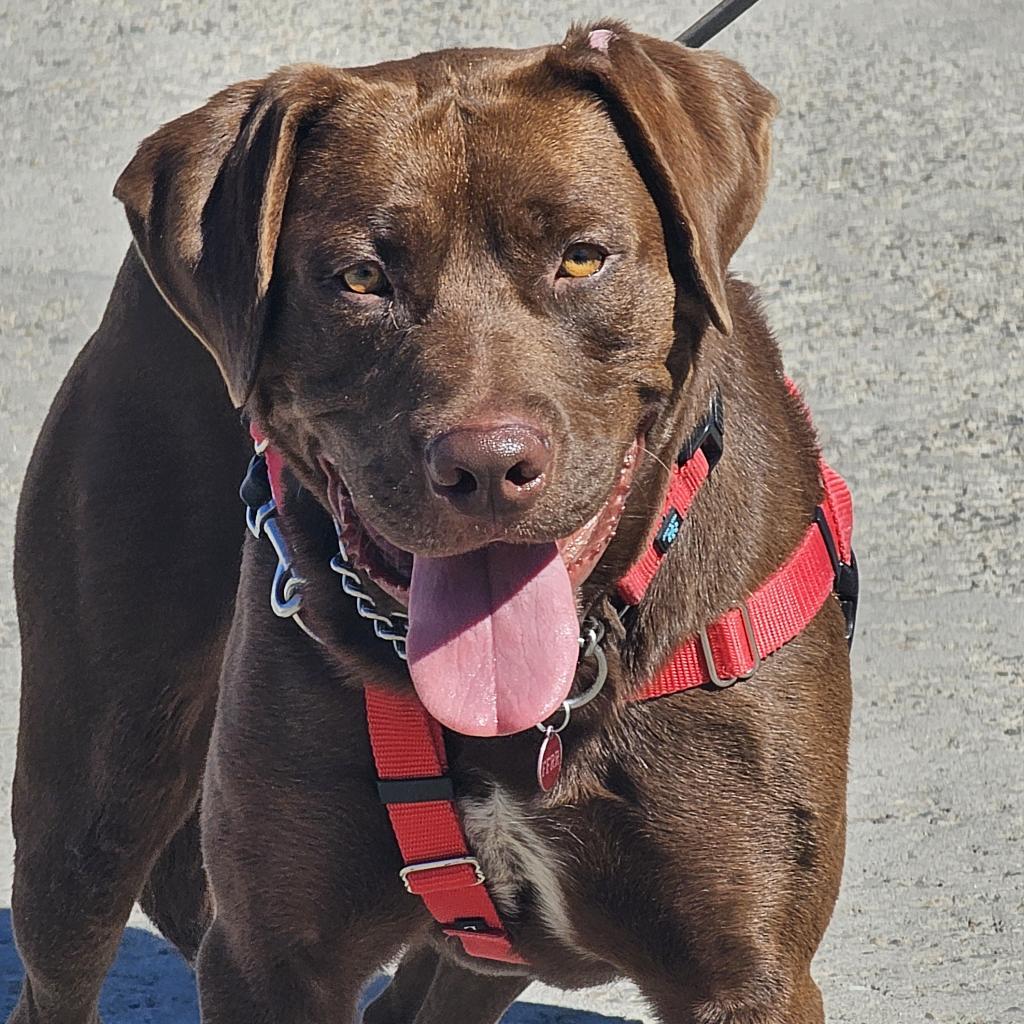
top-left (194, 742), bottom-right (411, 1024)
top-left (196, 916), bottom-right (400, 1024)
top-left (195, 546), bottom-right (421, 1023)
top-left (363, 944), bottom-right (529, 1024)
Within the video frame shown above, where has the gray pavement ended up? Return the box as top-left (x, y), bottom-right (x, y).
top-left (0, 1), bottom-right (1021, 1021)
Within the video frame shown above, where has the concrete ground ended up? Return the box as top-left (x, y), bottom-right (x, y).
top-left (0, 0), bottom-right (1021, 1021)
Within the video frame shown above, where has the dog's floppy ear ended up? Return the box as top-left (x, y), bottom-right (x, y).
top-left (114, 66), bottom-right (340, 407)
top-left (546, 23), bottom-right (778, 336)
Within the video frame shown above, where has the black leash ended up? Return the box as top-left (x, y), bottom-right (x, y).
top-left (677, 0), bottom-right (764, 47)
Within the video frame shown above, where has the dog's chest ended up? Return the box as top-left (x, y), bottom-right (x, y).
top-left (458, 785), bottom-right (589, 956)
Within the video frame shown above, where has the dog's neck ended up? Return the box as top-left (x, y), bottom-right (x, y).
top-left (618, 280), bottom-right (823, 687)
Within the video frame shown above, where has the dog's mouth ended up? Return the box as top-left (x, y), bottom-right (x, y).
top-left (321, 438), bottom-right (642, 737)
top-left (325, 441), bottom-right (640, 604)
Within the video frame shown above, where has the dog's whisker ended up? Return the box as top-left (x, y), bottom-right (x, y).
top-left (640, 447), bottom-right (673, 475)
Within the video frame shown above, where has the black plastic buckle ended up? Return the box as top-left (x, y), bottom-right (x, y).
top-left (376, 776), bottom-right (455, 805)
top-left (448, 917), bottom-right (490, 934)
top-left (814, 508), bottom-right (859, 648)
top-left (677, 391), bottom-right (724, 471)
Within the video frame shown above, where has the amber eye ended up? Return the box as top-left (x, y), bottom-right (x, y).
top-left (559, 244), bottom-right (606, 279)
top-left (339, 262), bottom-right (388, 295)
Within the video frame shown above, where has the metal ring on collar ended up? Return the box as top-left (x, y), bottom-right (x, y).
top-left (535, 617), bottom-right (610, 732)
top-left (565, 637), bottom-right (608, 712)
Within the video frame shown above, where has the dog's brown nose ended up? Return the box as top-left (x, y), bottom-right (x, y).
top-left (425, 421), bottom-right (551, 517)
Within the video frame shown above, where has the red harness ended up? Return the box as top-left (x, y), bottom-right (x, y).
top-left (248, 382), bottom-right (855, 966)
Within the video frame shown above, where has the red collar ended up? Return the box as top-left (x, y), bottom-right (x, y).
top-left (246, 380), bottom-right (856, 965)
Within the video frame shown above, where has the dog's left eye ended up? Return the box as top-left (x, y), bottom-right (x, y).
top-left (559, 244), bottom-right (606, 279)
top-left (338, 262), bottom-right (389, 295)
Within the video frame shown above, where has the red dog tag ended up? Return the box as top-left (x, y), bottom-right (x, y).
top-left (537, 727), bottom-right (563, 792)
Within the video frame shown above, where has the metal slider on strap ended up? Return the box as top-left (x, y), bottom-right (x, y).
top-left (399, 856), bottom-right (486, 894)
top-left (699, 602), bottom-right (761, 689)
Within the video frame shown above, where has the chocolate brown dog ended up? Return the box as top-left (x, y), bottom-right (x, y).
top-left (9, 21), bottom-right (852, 1024)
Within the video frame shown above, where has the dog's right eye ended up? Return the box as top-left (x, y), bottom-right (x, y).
top-left (558, 244), bottom-right (606, 279)
top-left (338, 262), bottom-right (389, 295)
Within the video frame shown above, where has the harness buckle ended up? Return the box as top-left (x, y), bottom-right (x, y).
top-left (677, 390), bottom-right (725, 471)
top-left (399, 856), bottom-right (486, 894)
top-left (813, 508), bottom-right (859, 647)
top-left (699, 601), bottom-right (761, 688)
top-left (447, 917), bottom-right (490, 934)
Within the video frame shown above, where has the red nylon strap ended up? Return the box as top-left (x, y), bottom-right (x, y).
top-left (616, 447), bottom-right (711, 606)
top-left (632, 463), bottom-right (854, 699)
top-left (364, 687), bottom-right (525, 964)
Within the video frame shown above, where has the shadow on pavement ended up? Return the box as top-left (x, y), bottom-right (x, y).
top-left (1, 910), bottom-right (638, 1023)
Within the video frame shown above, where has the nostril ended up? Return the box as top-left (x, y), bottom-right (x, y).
top-left (448, 468), bottom-right (477, 495)
top-left (505, 460), bottom-right (542, 488)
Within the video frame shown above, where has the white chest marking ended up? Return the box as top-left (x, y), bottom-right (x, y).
top-left (459, 784), bottom-right (590, 957)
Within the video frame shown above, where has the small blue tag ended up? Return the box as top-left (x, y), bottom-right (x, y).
top-left (654, 508), bottom-right (683, 554)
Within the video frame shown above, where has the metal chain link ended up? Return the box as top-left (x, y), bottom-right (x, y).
top-left (246, 497), bottom-right (324, 645)
top-left (329, 536), bottom-right (409, 661)
top-left (242, 448), bottom-right (607, 690)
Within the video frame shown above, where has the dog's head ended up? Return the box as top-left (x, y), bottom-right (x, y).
top-left (115, 22), bottom-right (776, 736)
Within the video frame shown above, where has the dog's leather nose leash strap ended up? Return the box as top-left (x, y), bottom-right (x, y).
top-left (364, 687), bottom-right (526, 964)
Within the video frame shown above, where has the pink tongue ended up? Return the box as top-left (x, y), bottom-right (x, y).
top-left (406, 542), bottom-right (579, 737)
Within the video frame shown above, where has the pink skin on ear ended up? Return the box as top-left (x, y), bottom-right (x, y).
top-left (587, 28), bottom-right (615, 52)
